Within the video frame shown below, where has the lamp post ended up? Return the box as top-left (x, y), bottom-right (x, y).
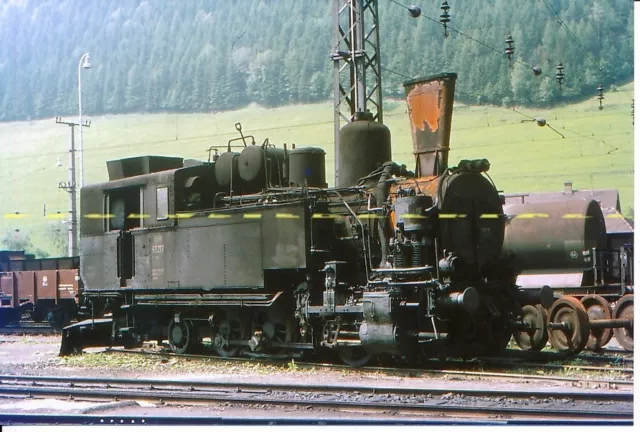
top-left (78, 52), bottom-right (91, 188)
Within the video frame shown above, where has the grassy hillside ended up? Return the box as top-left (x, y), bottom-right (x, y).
top-left (0, 83), bottom-right (633, 256)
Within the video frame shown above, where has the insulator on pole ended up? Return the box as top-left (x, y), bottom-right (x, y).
top-left (504, 35), bottom-right (515, 65)
top-left (555, 62), bottom-right (565, 86)
top-left (440, 1), bottom-right (450, 37)
top-left (408, 5), bottom-right (421, 18)
top-left (597, 84), bottom-right (604, 110)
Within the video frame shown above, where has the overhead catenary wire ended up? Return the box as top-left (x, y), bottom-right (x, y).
top-left (538, 0), bottom-right (633, 101)
top-left (388, 0), bottom-right (540, 73)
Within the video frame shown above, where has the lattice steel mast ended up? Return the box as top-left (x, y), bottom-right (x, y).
top-left (331, 0), bottom-right (383, 185)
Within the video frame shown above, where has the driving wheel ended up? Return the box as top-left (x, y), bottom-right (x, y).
top-left (612, 294), bottom-right (634, 352)
top-left (168, 319), bottom-right (199, 354)
top-left (581, 295), bottom-right (613, 351)
top-left (547, 296), bottom-right (590, 354)
top-left (513, 304), bottom-right (548, 352)
top-left (338, 346), bottom-right (372, 367)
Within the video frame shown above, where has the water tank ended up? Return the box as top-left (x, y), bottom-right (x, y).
top-left (288, 147), bottom-right (326, 187)
top-left (502, 200), bottom-right (607, 271)
top-left (238, 146), bottom-right (286, 193)
top-left (337, 112), bottom-right (391, 188)
top-left (214, 152), bottom-right (240, 190)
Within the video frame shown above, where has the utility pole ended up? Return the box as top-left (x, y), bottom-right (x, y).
top-left (331, 0), bottom-right (383, 184)
top-left (56, 117), bottom-right (90, 257)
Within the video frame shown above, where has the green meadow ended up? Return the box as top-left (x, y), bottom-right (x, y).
top-left (0, 83), bottom-right (634, 256)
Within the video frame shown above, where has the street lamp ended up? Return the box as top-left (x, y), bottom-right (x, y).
top-left (78, 52), bottom-right (91, 188)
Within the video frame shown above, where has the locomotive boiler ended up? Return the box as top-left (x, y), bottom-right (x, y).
top-left (60, 73), bottom-right (549, 364)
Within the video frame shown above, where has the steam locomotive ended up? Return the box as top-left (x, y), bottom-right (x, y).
top-left (61, 73), bottom-right (552, 363)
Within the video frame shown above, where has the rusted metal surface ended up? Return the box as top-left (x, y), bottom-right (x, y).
top-left (547, 296), bottom-right (590, 353)
top-left (388, 176), bottom-right (439, 228)
top-left (612, 294), bottom-right (633, 351)
top-left (403, 73), bottom-right (457, 177)
top-left (57, 269), bottom-right (79, 300)
top-left (15, 271), bottom-right (35, 304)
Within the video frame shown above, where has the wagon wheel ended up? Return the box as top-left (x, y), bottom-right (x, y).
top-left (513, 304), bottom-right (549, 352)
top-left (547, 296), bottom-right (590, 354)
top-left (339, 346), bottom-right (372, 367)
top-left (213, 319), bottom-right (243, 358)
top-left (168, 319), bottom-right (199, 354)
top-left (612, 294), bottom-right (634, 352)
top-left (581, 295), bottom-right (613, 351)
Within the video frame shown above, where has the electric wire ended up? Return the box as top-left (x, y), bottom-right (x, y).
top-left (539, 0), bottom-right (633, 101)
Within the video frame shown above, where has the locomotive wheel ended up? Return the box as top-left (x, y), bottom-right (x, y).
top-left (612, 295), bottom-right (634, 352)
top-left (581, 295), bottom-right (613, 351)
top-left (513, 304), bottom-right (548, 352)
top-left (168, 319), bottom-right (198, 354)
top-left (338, 346), bottom-right (372, 367)
top-left (547, 296), bottom-right (590, 354)
top-left (47, 307), bottom-right (70, 330)
top-left (214, 319), bottom-right (243, 357)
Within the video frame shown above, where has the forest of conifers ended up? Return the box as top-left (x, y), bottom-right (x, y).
top-left (0, 0), bottom-right (633, 121)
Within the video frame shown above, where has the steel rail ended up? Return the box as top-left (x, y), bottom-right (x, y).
top-left (0, 413), bottom-right (631, 426)
top-left (0, 326), bottom-right (60, 335)
top-left (0, 381), bottom-right (631, 420)
top-left (0, 375), bottom-right (632, 401)
top-left (104, 349), bottom-right (633, 387)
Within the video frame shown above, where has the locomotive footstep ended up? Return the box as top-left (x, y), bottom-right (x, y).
top-left (547, 296), bottom-right (590, 354)
top-left (513, 304), bottom-right (548, 352)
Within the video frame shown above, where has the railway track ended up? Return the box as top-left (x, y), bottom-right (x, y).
top-left (0, 375), bottom-right (632, 421)
top-left (0, 324), bottom-right (59, 336)
top-left (105, 348), bottom-right (633, 389)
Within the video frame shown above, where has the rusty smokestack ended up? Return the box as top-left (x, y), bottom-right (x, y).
top-left (403, 73), bottom-right (457, 177)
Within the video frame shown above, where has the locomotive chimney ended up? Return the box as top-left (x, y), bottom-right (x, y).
top-left (403, 73), bottom-right (457, 177)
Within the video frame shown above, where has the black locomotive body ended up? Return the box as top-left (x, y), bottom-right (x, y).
top-left (61, 74), bottom-right (547, 362)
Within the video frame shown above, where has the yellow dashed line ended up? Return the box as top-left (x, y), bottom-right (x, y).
top-left (3, 214), bottom-right (29, 219)
top-left (562, 214), bottom-right (590, 219)
top-left (606, 213), bottom-right (625, 219)
top-left (438, 214), bottom-right (458, 219)
top-left (312, 214), bottom-right (340, 219)
top-left (84, 214), bottom-right (114, 219)
top-left (515, 213), bottom-right (549, 219)
top-left (275, 213), bottom-right (300, 219)
top-left (358, 214), bottom-right (384, 219)
top-left (480, 214), bottom-right (500, 219)
top-left (208, 214), bottom-right (232, 219)
top-left (127, 214), bottom-right (150, 219)
top-left (244, 214), bottom-right (262, 219)
top-left (399, 213), bottom-right (426, 220)
top-left (168, 213), bottom-right (195, 219)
